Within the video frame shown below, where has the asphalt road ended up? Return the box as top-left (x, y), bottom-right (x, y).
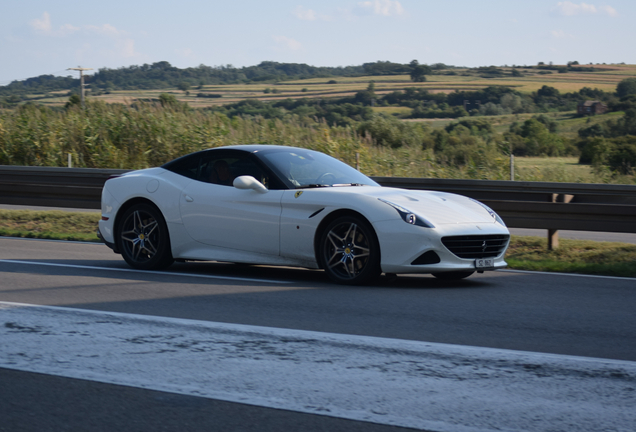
top-left (1, 237), bottom-right (635, 360)
top-left (1, 237), bottom-right (635, 431)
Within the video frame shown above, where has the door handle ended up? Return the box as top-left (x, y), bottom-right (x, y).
top-left (184, 195), bottom-right (194, 202)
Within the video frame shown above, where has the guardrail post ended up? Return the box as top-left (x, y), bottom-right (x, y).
top-left (548, 193), bottom-right (574, 250)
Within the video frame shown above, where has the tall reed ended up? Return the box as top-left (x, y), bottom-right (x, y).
top-left (0, 101), bottom-right (632, 184)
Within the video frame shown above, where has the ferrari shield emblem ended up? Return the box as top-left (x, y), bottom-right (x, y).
top-left (295, 191), bottom-right (303, 198)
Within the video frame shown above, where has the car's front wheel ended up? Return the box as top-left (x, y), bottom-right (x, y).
top-left (319, 216), bottom-right (380, 285)
top-left (116, 203), bottom-right (174, 270)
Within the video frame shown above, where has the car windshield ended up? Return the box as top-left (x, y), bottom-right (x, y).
top-left (258, 149), bottom-right (378, 189)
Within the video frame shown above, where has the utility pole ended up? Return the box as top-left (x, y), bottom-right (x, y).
top-left (67, 66), bottom-right (93, 108)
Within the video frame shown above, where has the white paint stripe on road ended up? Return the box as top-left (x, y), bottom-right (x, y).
top-left (498, 268), bottom-right (636, 281)
top-left (0, 259), bottom-right (292, 284)
top-left (0, 236), bottom-right (102, 245)
top-left (1, 302), bottom-right (634, 432)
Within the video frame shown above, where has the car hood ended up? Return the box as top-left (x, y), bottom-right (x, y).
top-left (355, 186), bottom-right (500, 226)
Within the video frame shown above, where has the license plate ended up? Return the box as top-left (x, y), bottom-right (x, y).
top-left (475, 258), bottom-right (495, 270)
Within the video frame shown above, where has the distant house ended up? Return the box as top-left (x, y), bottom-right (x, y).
top-left (577, 100), bottom-right (608, 115)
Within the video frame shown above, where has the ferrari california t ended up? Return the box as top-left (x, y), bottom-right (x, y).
top-left (98, 145), bottom-right (509, 284)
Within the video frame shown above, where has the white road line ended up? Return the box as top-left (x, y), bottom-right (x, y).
top-left (1, 301), bottom-right (634, 432)
top-left (498, 268), bottom-right (636, 281)
top-left (0, 259), bottom-right (291, 284)
top-left (0, 236), bottom-right (102, 245)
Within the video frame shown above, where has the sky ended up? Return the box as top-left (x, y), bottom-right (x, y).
top-left (1, 0), bottom-right (634, 84)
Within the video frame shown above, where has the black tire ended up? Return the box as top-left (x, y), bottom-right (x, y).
top-left (116, 203), bottom-right (174, 270)
top-left (431, 271), bottom-right (475, 280)
top-left (319, 216), bottom-right (380, 285)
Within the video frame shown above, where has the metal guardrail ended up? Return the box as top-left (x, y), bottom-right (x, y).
top-left (1, 166), bottom-right (635, 235)
top-left (0, 166), bottom-right (127, 210)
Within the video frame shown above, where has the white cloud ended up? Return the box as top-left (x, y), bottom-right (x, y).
top-left (551, 29), bottom-right (575, 38)
top-left (30, 12), bottom-right (52, 33)
top-left (59, 24), bottom-right (81, 35)
top-left (120, 39), bottom-right (137, 58)
top-left (554, 2), bottom-right (618, 17)
top-left (599, 5), bottom-right (618, 16)
top-left (293, 6), bottom-right (332, 21)
top-left (294, 6), bottom-right (317, 21)
top-left (29, 13), bottom-right (125, 37)
top-left (85, 24), bottom-right (123, 37)
top-left (273, 35), bottom-right (302, 51)
top-left (357, 0), bottom-right (404, 16)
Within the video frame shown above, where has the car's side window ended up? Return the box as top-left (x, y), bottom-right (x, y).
top-left (162, 152), bottom-right (204, 180)
top-left (198, 153), bottom-right (270, 189)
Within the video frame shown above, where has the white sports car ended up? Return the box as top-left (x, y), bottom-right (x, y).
top-left (98, 145), bottom-right (509, 284)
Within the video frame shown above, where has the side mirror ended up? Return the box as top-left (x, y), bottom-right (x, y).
top-left (233, 175), bottom-right (268, 194)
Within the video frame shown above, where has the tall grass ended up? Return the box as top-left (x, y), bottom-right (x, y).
top-left (0, 102), bottom-right (372, 171)
top-left (0, 101), bottom-right (633, 183)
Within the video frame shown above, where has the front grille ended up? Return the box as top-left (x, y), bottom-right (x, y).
top-left (441, 235), bottom-right (509, 259)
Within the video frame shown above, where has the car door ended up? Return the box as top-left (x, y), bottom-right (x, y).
top-left (179, 150), bottom-right (283, 256)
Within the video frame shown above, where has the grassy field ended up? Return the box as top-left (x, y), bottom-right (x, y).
top-left (0, 209), bottom-right (634, 278)
top-left (513, 156), bottom-right (599, 182)
top-left (506, 236), bottom-right (636, 278)
top-left (31, 64), bottom-right (636, 108)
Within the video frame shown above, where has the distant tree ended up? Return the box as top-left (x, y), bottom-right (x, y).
top-left (354, 83), bottom-right (377, 106)
top-left (158, 93), bottom-right (177, 107)
top-left (65, 94), bottom-right (81, 109)
top-left (617, 78), bottom-right (636, 98)
top-left (537, 85), bottom-right (560, 98)
top-left (607, 136), bottom-right (636, 175)
top-left (409, 60), bottom-right (431, 82)
top-left (177, 82), bottom-right (190, 94)
top-left (430, 63), bottom-right (448, 70)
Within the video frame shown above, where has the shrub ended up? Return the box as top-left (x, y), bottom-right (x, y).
top-left (617, 78), bottom-right (636, 98)
top-left (578, 137), bottom-right (615, 165)
top-left (358, 115), bottom-right (427, 148)
top-left (607, 137), bottom-right (636, 175)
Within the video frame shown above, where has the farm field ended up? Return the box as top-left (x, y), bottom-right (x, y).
top-left (31, 63), bottom-right (636, 108)
top-left (513, 156), bottom-right (598, 183)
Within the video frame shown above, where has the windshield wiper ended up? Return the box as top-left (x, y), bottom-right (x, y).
top-left (297, 184), bottom-right (330, 189)
top-left (297, 183), bottom-right (368, 189)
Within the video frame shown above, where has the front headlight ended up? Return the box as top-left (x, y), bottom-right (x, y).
top-left (378, 198), bottom-right (434, 228)
top-left (470, 198), bottom-right (506, 226)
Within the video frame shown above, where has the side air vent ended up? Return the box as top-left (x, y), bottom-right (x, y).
top-left (411, 251), bottom-right (441, 265)
top-left (441, 235), bottom-right (509, 259)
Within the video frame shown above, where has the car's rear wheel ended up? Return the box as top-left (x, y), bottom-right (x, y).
top-left (319, 216), bottom-right (380, 285)
top-left (117, 203), bottom-right (173, 270)
top-left (432, 271), bottom-right (474, 280)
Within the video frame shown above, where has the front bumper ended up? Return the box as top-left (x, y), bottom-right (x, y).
top-left (374, 219), bottom-right (509, 275)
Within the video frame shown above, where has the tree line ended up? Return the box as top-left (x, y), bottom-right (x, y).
top-left (0, 60), bottom-right (443, 98)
